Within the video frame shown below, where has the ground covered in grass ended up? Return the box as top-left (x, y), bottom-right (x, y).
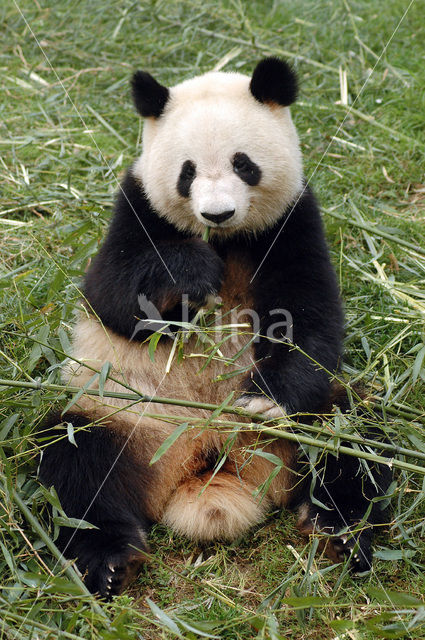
top-left (1, 0), bottom-right (425, 638)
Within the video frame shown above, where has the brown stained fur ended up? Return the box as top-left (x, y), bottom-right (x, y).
top-left (63, 249), bottom-right (298, 538)
top-left (117, 549), bottom-right (150, 592)
top-left (162, 471), bottom-right (268, 541)
top-left (156, 289), bottom-right (183, 315)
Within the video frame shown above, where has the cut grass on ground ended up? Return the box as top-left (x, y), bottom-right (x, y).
top-left (1, 0), bottom-right (425, 639)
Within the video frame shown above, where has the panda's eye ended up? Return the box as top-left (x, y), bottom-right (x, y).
top-left (177, 160), bottom-right (196, 198)
top-left (233, 155), bottom-right (249, 172)
top-left (232, 152), bottom-right (261, 186)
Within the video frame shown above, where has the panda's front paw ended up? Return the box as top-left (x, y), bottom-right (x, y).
top-left (84, 548), bottom-right (146, 600)
top-left (234, 394), bottom-right (287, 419)
top-left (181, 239), bottom-right (224, 307)
top-left (297, 502), bottom-right (374, 574)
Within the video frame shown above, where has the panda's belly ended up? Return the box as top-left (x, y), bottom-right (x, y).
top-left (63, 250), bottom-right (256, 424)
top-left (63, 311), bottom-right (253, 416)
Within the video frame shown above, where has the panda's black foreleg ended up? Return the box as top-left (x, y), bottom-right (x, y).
top-left (38, 413), bottom-right (151, 599)
top-left (295, 448), bottom-right (391, 572)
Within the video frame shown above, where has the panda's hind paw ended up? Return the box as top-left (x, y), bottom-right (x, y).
top-left (84, 548), bottom-right (147, 601)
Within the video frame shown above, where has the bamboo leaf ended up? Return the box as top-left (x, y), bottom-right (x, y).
top-left (150, 422), bottom-right (190, 465)
top-left (148, 332), bottom-right (162, 363)
top-left (373, 548), bottom-right (416, 561)
top-left (412, 345), bottom-right (425, 383)
top-left (53, 516), bottom-right (98, 530)
top-left (66, 421), bottom-right (77, 447)
top-left (368, 586), bottom-right (423, 607)
top-left (98, 361), bottom-right (112, 398)
top-left (176, 617), bottom-right (220, 638)
top-left (146, 598), bottom-right (184, 638)
top-left (283, 596), bottom-right (332, 608)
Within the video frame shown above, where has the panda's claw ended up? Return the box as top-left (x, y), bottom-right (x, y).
top-left (234, 395), bottom-right (287, 419)
top-left (80, 543), bottom-right (148, 601)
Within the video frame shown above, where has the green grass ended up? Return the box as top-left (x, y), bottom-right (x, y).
top-left (1, 0), bottom-right (425, 638)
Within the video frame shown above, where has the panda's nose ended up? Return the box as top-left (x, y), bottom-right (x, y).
top-left (201, 209), bottom-right (235, 224)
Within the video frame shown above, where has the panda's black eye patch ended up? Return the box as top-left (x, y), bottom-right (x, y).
top-left (232, 152), bottom-right (261, 186)
top-left (177, 160), bottom-right (196, 198)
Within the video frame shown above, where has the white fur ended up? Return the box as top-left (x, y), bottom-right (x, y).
top-left (133, 70), bottom-right (303, 236)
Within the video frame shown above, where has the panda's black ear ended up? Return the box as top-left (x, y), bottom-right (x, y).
top-left (250, 57), bottom-right (298, 107)
top-left (131, 71), bottom-right (170, 118)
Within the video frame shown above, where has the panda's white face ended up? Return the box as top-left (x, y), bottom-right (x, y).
top-left (133, 70), bottom-right (303, 236)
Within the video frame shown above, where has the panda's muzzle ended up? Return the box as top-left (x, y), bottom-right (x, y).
top-left (201, 209), bottom-right (235, 225)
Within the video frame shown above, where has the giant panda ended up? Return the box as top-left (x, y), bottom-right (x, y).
top-left (39, 57), bottom-right (391, 599)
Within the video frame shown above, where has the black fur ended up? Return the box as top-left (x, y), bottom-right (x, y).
top-left (232, 152), bottom-right (262, 186)
top-left (131, 70), bottom-right (169, 118)
top-left (243, 186), bottom-right (343, 413)
top-left (38, 413), bottom-right (151, 599)
top-left (296, 444), bottom-right (392, 572)
top-left (250, 57), bottom-right (298, 106)
top-left (177, 160), bottom-right (197, 198)
top-left (84, 170), bottom-right (224, 339)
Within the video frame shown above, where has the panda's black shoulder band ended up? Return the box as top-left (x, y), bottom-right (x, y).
top-left (131, 70), bottom-right (169, 118)
top-left (250, 57), bottom-right (298, 107)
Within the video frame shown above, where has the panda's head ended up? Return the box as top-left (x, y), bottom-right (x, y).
top-left (132, 58), bottom-right (303, 237)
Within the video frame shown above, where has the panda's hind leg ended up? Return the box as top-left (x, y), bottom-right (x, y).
top-left (295, 450), bottom-right (391, 572)
top-left (38, 412), bottom-right (151, 599)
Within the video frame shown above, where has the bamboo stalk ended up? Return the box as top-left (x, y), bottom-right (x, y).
top-left (258, 426), bottom-right (423, 475)
top-left (121, 408), bottom-right (425, 462)
top-left (38, 404), bottom-right (425, 463)
top-left (3, 331), bottom-right (425, 425)
top-left (2, 377), bottom-right (425, 474)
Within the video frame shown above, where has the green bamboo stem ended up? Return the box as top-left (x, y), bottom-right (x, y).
top-left (392, 401), bottom-right (425, 418)
top-left (0, 477), bottom-right (108, 620)
top-left (259, 426), bottom-right (425, 475)
top-left (141, 411), bottom-right (425, 462)
top-left (2, 377), bottom-right (425, 474)
top-left (2, 374), bottom-right (423, 458)
top-left (3, 331), bottom-right (425, 426)
top-left (0, 376), bottom-right (257, 417)
top-left (44, 405), bottom-right (423, 462)
top-left (395, 520), bottom-right (425, 540)
top-left (136, 411), bottom-right (425, 475)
